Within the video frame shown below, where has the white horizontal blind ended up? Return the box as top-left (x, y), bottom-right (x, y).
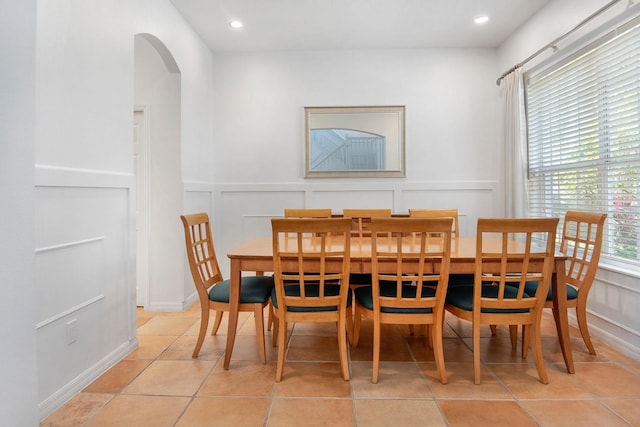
top-left (526, 21), bottom-right (640, 264)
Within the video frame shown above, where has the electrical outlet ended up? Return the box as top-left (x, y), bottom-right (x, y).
top-left (66, 319), bottom-right (77, 345)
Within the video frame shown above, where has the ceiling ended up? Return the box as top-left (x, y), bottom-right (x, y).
top-left (169, 0), bottom-right (552, 53)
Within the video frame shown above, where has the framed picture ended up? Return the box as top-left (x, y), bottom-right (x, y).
top-left (304, 105), bottom-right (406, 178)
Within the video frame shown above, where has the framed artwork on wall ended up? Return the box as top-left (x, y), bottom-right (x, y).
top-left (304, 105), bottom-right (406, 178)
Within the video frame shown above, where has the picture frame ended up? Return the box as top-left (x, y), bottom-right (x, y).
top-left (304, 105), bottom-right (406, 178)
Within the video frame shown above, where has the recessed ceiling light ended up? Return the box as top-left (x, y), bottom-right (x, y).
top-left (474, 15), bottom-right (489, 25)
top-left (229, 20), bottom-right (243, 29)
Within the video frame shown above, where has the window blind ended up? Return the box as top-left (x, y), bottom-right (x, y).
top-left (526, 20), bottom-right (640, 264)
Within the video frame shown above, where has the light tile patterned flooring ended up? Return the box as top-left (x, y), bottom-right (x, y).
top-left (42, 305), bottom-right (640, 426)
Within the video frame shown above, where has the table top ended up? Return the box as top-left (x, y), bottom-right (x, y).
top-left (227, 236), bottom-right (566, 264)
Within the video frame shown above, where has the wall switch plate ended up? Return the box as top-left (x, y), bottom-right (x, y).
top-left (66, 319), bottom-right (77, 345)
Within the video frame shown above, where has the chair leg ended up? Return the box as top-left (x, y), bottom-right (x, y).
top-left (352, 305), bottom-right (362, 347)
top-left (338, 313), bottom-right (350, 381)
top-left (521, 324), bottom-right (530, 359)
top-left (489, 324), bottom-right (497, 335)
top-left (372, 317), bottom-right (381, 384)
top-left (211, 310), bottom-right (224, 335)
top-left (275, 318), bottom-right (287, 382)
top-left (576, 303), bottom-right (596, 355)
top-left (272, 311), bottom-right (280, 347)
top-left (509, 325), bottom-right (518, 351)
top-left (346, 308), bottom-right (354, 345)
top-left (432, 321), bottom-right (447, 384)
top-left (193, 306), bottom-right (209, 358)
top-left (529, 322), bottom-right (549, 384)
top-left (267, 303), bottom-right (273, 331)
top-left (254, 306), bottom-right (267, 364)
top-left (473, 320), bottom-right (481, 385)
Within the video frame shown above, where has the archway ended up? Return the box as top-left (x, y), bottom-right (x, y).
top-left (133, 33), bottom-right (182, 309)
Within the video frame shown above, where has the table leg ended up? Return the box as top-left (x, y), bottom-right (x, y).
top-left (223, 258), bottom-right (241, 369)
top-left (552, 258), bottom-right (575, 374)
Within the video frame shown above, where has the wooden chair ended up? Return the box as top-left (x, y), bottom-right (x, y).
top-left (343, 208), bottom-right (392, 238)
top-left (409, 208), bottom-right (460, 238)
top-left (180, 213), bottom-right (274, 361)
top-left (284, 208), bottom-right (332, 218)
top-left (271, 217), bottom-right (353, 381)
top-left (342, 208), bottom-right (392, 285)
top-left (521, 211), bottom-right (607, 356)
top-left (352, 217), bottom-right (453, 384)
top-left (274, 209), bottom-right (334, 329)
top-left (445, 218), bottom-right (558, 384)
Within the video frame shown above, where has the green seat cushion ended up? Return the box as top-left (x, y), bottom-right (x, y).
top-left (445, 284), bottom-right (533, 313)
top-left (522, 281), bottom-right (579, 301)
top-left (354, 283), bottom-right (437, 314)
top-left (208, 276), bottom-right (274, 304)
top-left (350, 273), bottom-right (373, 285)
top-left (271, 283), bottom-right (352, 312)
top-left (448, 274), bottom-right (474, 287)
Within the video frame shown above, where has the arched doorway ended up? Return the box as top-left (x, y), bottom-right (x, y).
top-left (133, 33), bottom-right (183, 309)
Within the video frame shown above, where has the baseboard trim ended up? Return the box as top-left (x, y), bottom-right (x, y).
top-left (38, 338), bottom-right (138, 421)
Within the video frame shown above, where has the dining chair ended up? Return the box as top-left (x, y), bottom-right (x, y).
top-left (284, 208), bottom-right (333, 218)
top-left (180, 213), bottom-right (274, 361)
top-left (343, 208), bottom-right (392, 238)
top-left (408, 208), bottom-right (459, 238)
top-left (445, 217), bottom-right (558, 384)
top-left (274, 209), bottom-right (335, 329)
top-left (271, 217), bottom-right (353, 381)
top-left (352, 217), bottom-right (453, 384)
top-left (520, 211), bottom-right (607, 356)
top-left (342, 208), bottom-right (392, 285)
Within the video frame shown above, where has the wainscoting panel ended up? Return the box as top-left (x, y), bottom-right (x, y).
top-left (587, 268), bottom-right (640, 357)
top-left (35, 166), bottom-right (136, 415)
top-left (212, 181), bottom-right (499, 277)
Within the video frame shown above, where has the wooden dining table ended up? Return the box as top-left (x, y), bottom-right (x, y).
top-left (225, 236), bottom-right (574, 373)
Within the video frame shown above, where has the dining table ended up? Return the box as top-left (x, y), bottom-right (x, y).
top-left (225, 235), bottom-right (574, 373)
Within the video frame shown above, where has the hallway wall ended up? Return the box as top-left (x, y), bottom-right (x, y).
top-left (0, 1), bottom-right (39, 425)
top-left (33, 0), bottom-right (214, 418)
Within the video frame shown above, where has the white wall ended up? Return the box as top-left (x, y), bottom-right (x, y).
top-left (33, 0), bottom-right (214, 419)
top-left (0, 1), bottom-right (39, 424)
top-left (498, 0), bottom-right (640, 359)
top-left (209, 48), bottom-right (503, 269)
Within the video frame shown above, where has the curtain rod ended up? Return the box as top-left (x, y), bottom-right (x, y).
top-left (496, 0), bottom-right (626, 86)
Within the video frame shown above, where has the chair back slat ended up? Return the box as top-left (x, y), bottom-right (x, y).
top-left (180, 213), bottom-right (223, 295)
top-left (284, 208), bottom-right (333, 218)
top-left (272, 218), bottom-right (351, 311)
top-left (343, 208), bottom-right (392, 238)
top-left (474, 218), bottom-right (558, 315)
top-left (409, 208), bottom-right (460, 238)
top-left (370, 217), bottom-right (452, 310)
top-left (560, 211), bottom-right (607, 292)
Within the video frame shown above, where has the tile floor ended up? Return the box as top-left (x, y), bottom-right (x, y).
top-left (42, 305), bottom-right (640, 426)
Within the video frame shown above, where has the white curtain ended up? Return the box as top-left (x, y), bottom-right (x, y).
top-left (501, 67), bottom-right (529, 218)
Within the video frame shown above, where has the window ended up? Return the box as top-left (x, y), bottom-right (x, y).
top-left (526, 19), bottom-right (640, 265)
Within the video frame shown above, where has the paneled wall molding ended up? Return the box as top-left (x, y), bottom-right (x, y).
top-left (586, 308), bottom-right (640, 338)
top-left (35, 236), bottom-right (105, 255)
top-left (183, 180), bottom-right (215, 192)
top-left (214, 180), bottom-right (498, 214)
top-left (35, 164), bottom-right (134, 188)
top-left (35, 294), bottom-right (105, 330)
top-left (147, 299), bottom-right (195, 312)
top-left (598, 260), bottom-right (640, 279)
top-left (214, 180), bottom-right (497, 192)
top-left (594, 275), bottom-right (640, 294)
top-left (38, 338), bottom-right (138, 420)
top-left (582, 311), bottom-right (640, 361)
